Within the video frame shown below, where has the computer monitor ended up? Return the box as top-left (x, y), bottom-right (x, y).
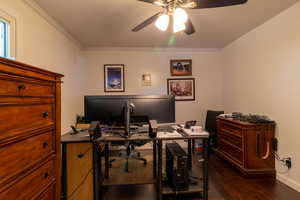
top-left (84, 95), bottom-right (175, 124)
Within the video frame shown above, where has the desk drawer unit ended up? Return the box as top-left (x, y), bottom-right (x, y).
top-left (0, 57), bottom-right (63, 199)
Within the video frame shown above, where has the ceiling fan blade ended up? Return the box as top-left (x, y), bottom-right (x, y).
top-left (137, 0), bottom-right (156, 4)
top-left (193, 0), bottom-right (248, 9)
top-left (132, 12), bottom-right (162, 32)
top-left (138, 0), bottom-right (167, 6)
top-left (184, 18), bottom-right (195, 35)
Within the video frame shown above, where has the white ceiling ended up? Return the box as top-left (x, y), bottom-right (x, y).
top-left (33, 0), bottom-right (300, 48)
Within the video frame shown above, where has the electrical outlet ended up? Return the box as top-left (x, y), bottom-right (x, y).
top-left (285, 157), bottom-right (292, 169)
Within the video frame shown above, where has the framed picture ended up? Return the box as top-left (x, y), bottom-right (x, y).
top-left (104, 64), bottom-right (125, 92)
top-left (167, 78), bottom-right (195, 101)
top-left (170, 59), bottom-right (192, 76)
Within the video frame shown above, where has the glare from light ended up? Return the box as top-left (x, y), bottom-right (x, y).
top-left (173, 8), bottom-right (188, 24)
top-left (173, 20), bottom-right (186, 33)
top-left (155, 14), bottom-right (169, 31)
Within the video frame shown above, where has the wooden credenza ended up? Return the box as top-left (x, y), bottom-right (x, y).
top-left (217, 117), bottom-right (276, 176)
top-left (0, 57), bottom-right (63, 199)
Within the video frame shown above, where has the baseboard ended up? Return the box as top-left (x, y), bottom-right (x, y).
top-left (277, 174), bottom-right (300, 192)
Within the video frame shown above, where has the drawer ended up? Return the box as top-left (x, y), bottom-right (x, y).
top-left (0, 159), bottom-right (55, 200)
top-left (35, 184), bottom-right (55, 200)
top-left (0, 75), bottom-right (54, 97)
top-left (219, 141), bottom-right (243, 164)
top-left (219, 121), bottom-right (243, 137)
top-left (0, 104), bottom-right (54, 141)
top-left (0, 131), bottom-right (54, 186)
top-left (219, 132), bottom-right (243, 149)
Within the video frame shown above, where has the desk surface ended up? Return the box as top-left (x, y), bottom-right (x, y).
top-left (61, 130), bottom-right (209, 144)
top-left (61, 131), bottom-right (91, 143)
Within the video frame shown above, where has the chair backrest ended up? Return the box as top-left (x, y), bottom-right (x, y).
top-left (205, 110), bottom-right (224, 133)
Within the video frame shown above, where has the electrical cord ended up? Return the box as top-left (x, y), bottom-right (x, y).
top-left (274, 152), bottom-right (291, 173)
top-left (274, 152), bottom-right (288, 164)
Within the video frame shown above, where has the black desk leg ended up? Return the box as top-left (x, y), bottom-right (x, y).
top-left (93, 142), bottom-right (101, 200)
top-left (202, 138), bottom-right (209, 200)
top-left (105, 143), bottom-right (109, 179)
top-left (192, 139), bottom-right (195, 154)
top-left (188, 139), bottom-right (192, 170)
top-left (61, 143), bottom-right (67, 200)
top-left (153, 140), bottom-right (157, 179)
top-left (157, 140), bottom-right (163, 200)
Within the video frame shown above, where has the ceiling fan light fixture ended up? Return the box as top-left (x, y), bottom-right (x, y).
top-left (173, 20), bottom-right (186, 33)
top-left (173, 8), bottom-right (188, 23)
top-left (155, 14), bottom-right (169, 31)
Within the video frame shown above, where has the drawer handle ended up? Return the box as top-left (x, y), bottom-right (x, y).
top-left (42, 112), bottom-right (49, 118)
top-left (42, 141), bottom-right (48, 148)
top-left (44, 172), bottom-right (49, 179)
top-left (17, 84), bottom-right (26, 90)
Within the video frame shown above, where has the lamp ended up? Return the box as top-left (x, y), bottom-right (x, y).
top-left (155, 14), bottom-right (169, 31)
top-left (142, 74), bottom-right (151, 86)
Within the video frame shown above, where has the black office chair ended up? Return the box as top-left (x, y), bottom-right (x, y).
top-left (110, 140), bottom-right (147, 172)
top-left (108, 115), bottom-right (148, 173)
top-left (205, 110), bottom-right (224, 154)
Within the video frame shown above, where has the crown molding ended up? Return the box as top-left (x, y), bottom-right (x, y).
top-left (82, 47), bottom-right (220, 53)
top-left (23, 0), bottom-right (82, 49)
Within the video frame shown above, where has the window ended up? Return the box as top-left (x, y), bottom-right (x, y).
top-left (0, 19), bottom-right (9, 58)
top-left (0, 10), bottom-right (16, 59)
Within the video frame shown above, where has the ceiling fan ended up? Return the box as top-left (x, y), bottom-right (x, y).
top-left (132, 0), bottom-right (248, 35)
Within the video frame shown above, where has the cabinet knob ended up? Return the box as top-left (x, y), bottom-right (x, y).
top-left (42, 112), bottom-right (49, 118)
top-left (44, 172), bottom-right (49, 179)
top-left (42, 141), bottom-right (48, 148)
top-left (17, 84), bottom-right (26, 90)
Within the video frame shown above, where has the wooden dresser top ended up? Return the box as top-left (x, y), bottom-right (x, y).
top-left (217, 116), bottom-right (276, 127)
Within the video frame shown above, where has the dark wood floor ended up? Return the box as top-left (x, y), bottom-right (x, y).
top-left (103, 153), bottom-right (300, 200)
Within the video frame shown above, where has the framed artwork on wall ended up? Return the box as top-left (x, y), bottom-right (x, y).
top-left (170, 59), bottom-right (192, 76)
top-left (104, 64), bottom-right (125, 92)
top-left (167, 78), bottom-right (195, 101)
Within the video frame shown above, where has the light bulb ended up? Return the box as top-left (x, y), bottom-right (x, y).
top-left (173, 8), bottom-right (188, 24)
top-left (173, 20), bottom-right (186, 33)
top-left (155, 14), bottom-right (169, 31)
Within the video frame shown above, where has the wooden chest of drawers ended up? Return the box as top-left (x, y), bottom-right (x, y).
top-left (217, 117), bottom-right (276, 176)
top-left (0, 57), bottom-right (63, 199)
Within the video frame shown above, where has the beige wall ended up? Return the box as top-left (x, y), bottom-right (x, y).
top-left (82, 49), bottom-right (223, 126)
top-left (0, 0), bottom-right (87, 132)
top-left (221, 2), bottom-right (300, 191)
top-left (3, 0), bottom-right (300, 192)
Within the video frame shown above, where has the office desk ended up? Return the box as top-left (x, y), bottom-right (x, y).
top-left (61, 129), bottom-right (209, 200)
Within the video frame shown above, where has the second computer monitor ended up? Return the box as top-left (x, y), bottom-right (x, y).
top-left (84, 95), bottom-right (175, 125)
